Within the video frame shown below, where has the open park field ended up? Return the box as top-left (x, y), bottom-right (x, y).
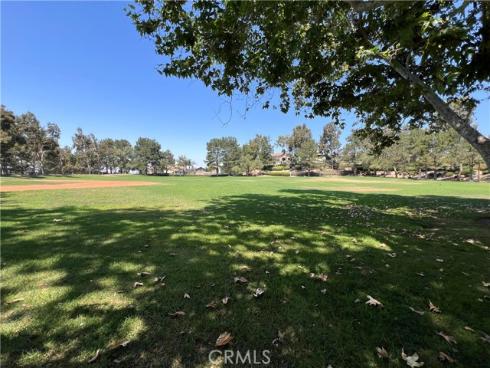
top-left (1, 175), bottom-right (489, 367)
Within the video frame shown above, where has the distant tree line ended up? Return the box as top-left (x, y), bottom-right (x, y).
top-left (1, 105), bottom-right (485, 178)
top-left (0, 106), bottom-right (193, 176)
top-left (341, 127), bottom-right (485, 178)
top-left (207, 120), bottom-right (485, 178)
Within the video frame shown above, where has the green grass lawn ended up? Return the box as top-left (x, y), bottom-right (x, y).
top-left (1, 175), bottom-right (489, 367)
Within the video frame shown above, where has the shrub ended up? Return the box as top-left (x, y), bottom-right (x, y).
top-left (266, 170), bottom-right (290, 176)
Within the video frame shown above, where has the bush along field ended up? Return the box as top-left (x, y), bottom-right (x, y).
top-left (1, 175), bottom-right (489, 367)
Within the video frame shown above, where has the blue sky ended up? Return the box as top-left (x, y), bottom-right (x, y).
top-left (2, 1), bottom-right (489, 166)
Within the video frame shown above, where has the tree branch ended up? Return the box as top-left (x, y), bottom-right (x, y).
top-left (388, 58), bottom-right (490, 168)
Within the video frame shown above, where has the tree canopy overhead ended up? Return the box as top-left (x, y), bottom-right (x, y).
top-left (127, 0), bottom-right (490, 166)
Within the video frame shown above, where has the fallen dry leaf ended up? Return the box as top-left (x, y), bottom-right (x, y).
top-left (376, 346), bottom-right (389, 359)
top-left (222, 296), bottom-right (230, 305)
top-left (366, 295), bottom-right (383, 308)
top-left (206, 301), bottom-right (218, 309)
top-left (234, 276), bottom-right (248, 284)
top-left (480, 332), bottom-right (490, 344)
top-left (428, 300), bottom-right (441, 313)
top-left (152, 276), bottom-right (166, 283)
top-left (215, 331), bottom-right (233, 347)
top-left (436, 331), bottom-right (457, 345)
top-left (401, 349), bottom-right (424, 367)
top-left (436, 258), bottom-right (444, 263)
top-left (107, 340), bottom-right (130, 351)
top-left (184, 293), bottom-right (191, 299)
top-left (168, 311), bottom-right (185, 318)
top-left (464, 326), bottom-right (475, 332)
top-left (88, 349), bottom-right (101, 364)
top-left (438, 351), bottom-right (456, 363)
top-left (133, 282), bottom-right (143, 288)
top-left (482, 281), bottom-right (490, 287)
top-left (137, 271), bottom-right (151, 277)
top-left (416, 272), bottom-right (425, 277)
top-left (310, 273), bottom-right (329, 282)
top-left (253, 288), bottom-right (265, 298)
top-left (409, 306), bottom-right (425, 316)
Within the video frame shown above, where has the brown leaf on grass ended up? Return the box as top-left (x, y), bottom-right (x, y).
top-left (376, 346), bottom-right (389, 359)
top-left (206, 301), bottom-right (218, 309)
top-left (88, 349), bottom-right (101, 363)
top-left (152, 276), bottom-right (166, 283)
top-left (409, 306), bottom-right (425, 316)
top-left (168, 311), bottom-right (185, 318)
top-left (222, 296), bottom-right (230, 305)
top-left (438, 351), bottom-right (456, 363)
top-left (215, 332), bottom-right (233, 347)
top-left (107, 340), bottom-right (130, 351)
top-left (133, 282), bottom-right (143, 288)
top-left (401, 349), bottom-right (424, 367)
top-left (366, 295), bottom-right (383, 307)
top-left (253, 288), bottom-right (265, 298)
top-left (480, 332), bottom-right (490, 344)
top-left (184, 293), bottom-right (191, 299)
top-left (234, 276), bottom-right (248, 284)
top-left (428, 300), bottom-right (441, 313)
top-left (309, 273), bottom-right (329, 282)
top-left (436, 331), bottom-right (457, 345)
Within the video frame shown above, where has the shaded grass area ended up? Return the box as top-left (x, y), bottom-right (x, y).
top-left (1, 177), bottom-right (490, 367)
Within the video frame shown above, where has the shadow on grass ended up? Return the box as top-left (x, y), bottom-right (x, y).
top-left (1, 190), bottom-right (489, 367)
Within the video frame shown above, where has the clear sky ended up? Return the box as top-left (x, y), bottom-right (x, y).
top-left (2, 1), bottom-right (489, 166)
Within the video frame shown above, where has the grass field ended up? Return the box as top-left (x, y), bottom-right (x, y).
top-left (1, 175), bottom-right (489, 367)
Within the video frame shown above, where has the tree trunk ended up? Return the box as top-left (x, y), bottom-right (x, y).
top-left (389, 60), bottom-right (490, 168)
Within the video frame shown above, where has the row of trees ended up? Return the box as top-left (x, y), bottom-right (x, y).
top-left (206, 121), bottom-right (485, 177)
top-left (342, 127), bottom-right (485, 177)
top-left (204, 123), bottom-right (341, 175)
top-left (1, 105), bottom-right (484, 177)
top-left (206, 135), bottom-right (274, 175)
top-left (0, 106), bottom-right (193, 176)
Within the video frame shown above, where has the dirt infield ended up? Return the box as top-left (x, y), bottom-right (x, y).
top-left (0, 180), bottom-right (158, 192)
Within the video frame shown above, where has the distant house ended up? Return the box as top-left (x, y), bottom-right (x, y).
top-left (272, 151), bottom-right (290, 166)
